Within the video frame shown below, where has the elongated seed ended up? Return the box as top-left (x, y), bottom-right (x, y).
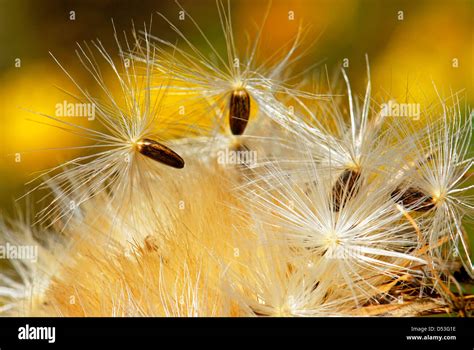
top-left (137, 138), bottom-right (185, 169)
top-left (229, 88), bottom-right (250, 135)
top-left (391, 186), bottom-right (435, 212)
top-left (332, 169), bottom-right (361, 212)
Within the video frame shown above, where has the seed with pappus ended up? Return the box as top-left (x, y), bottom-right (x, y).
top-left (133, 0), bottom-right (327, 139)
top-left (21, 24), bottom-right (189, 227)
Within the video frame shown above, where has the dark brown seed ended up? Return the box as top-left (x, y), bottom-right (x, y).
top-left (391, 186), bottom-right (435, 212)
top-left (229, 88), bottom-right (250, 135)
top-left (136, 138), bottom-right (185, 169)
top-left (332, 169), bottom-right (361, 212)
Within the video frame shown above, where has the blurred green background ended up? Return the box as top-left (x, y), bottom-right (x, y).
top-left (0, 0), bottom-right (472, 218)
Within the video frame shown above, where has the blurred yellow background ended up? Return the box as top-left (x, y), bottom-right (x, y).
top-left (0, 0), bottom-right (472, 215)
